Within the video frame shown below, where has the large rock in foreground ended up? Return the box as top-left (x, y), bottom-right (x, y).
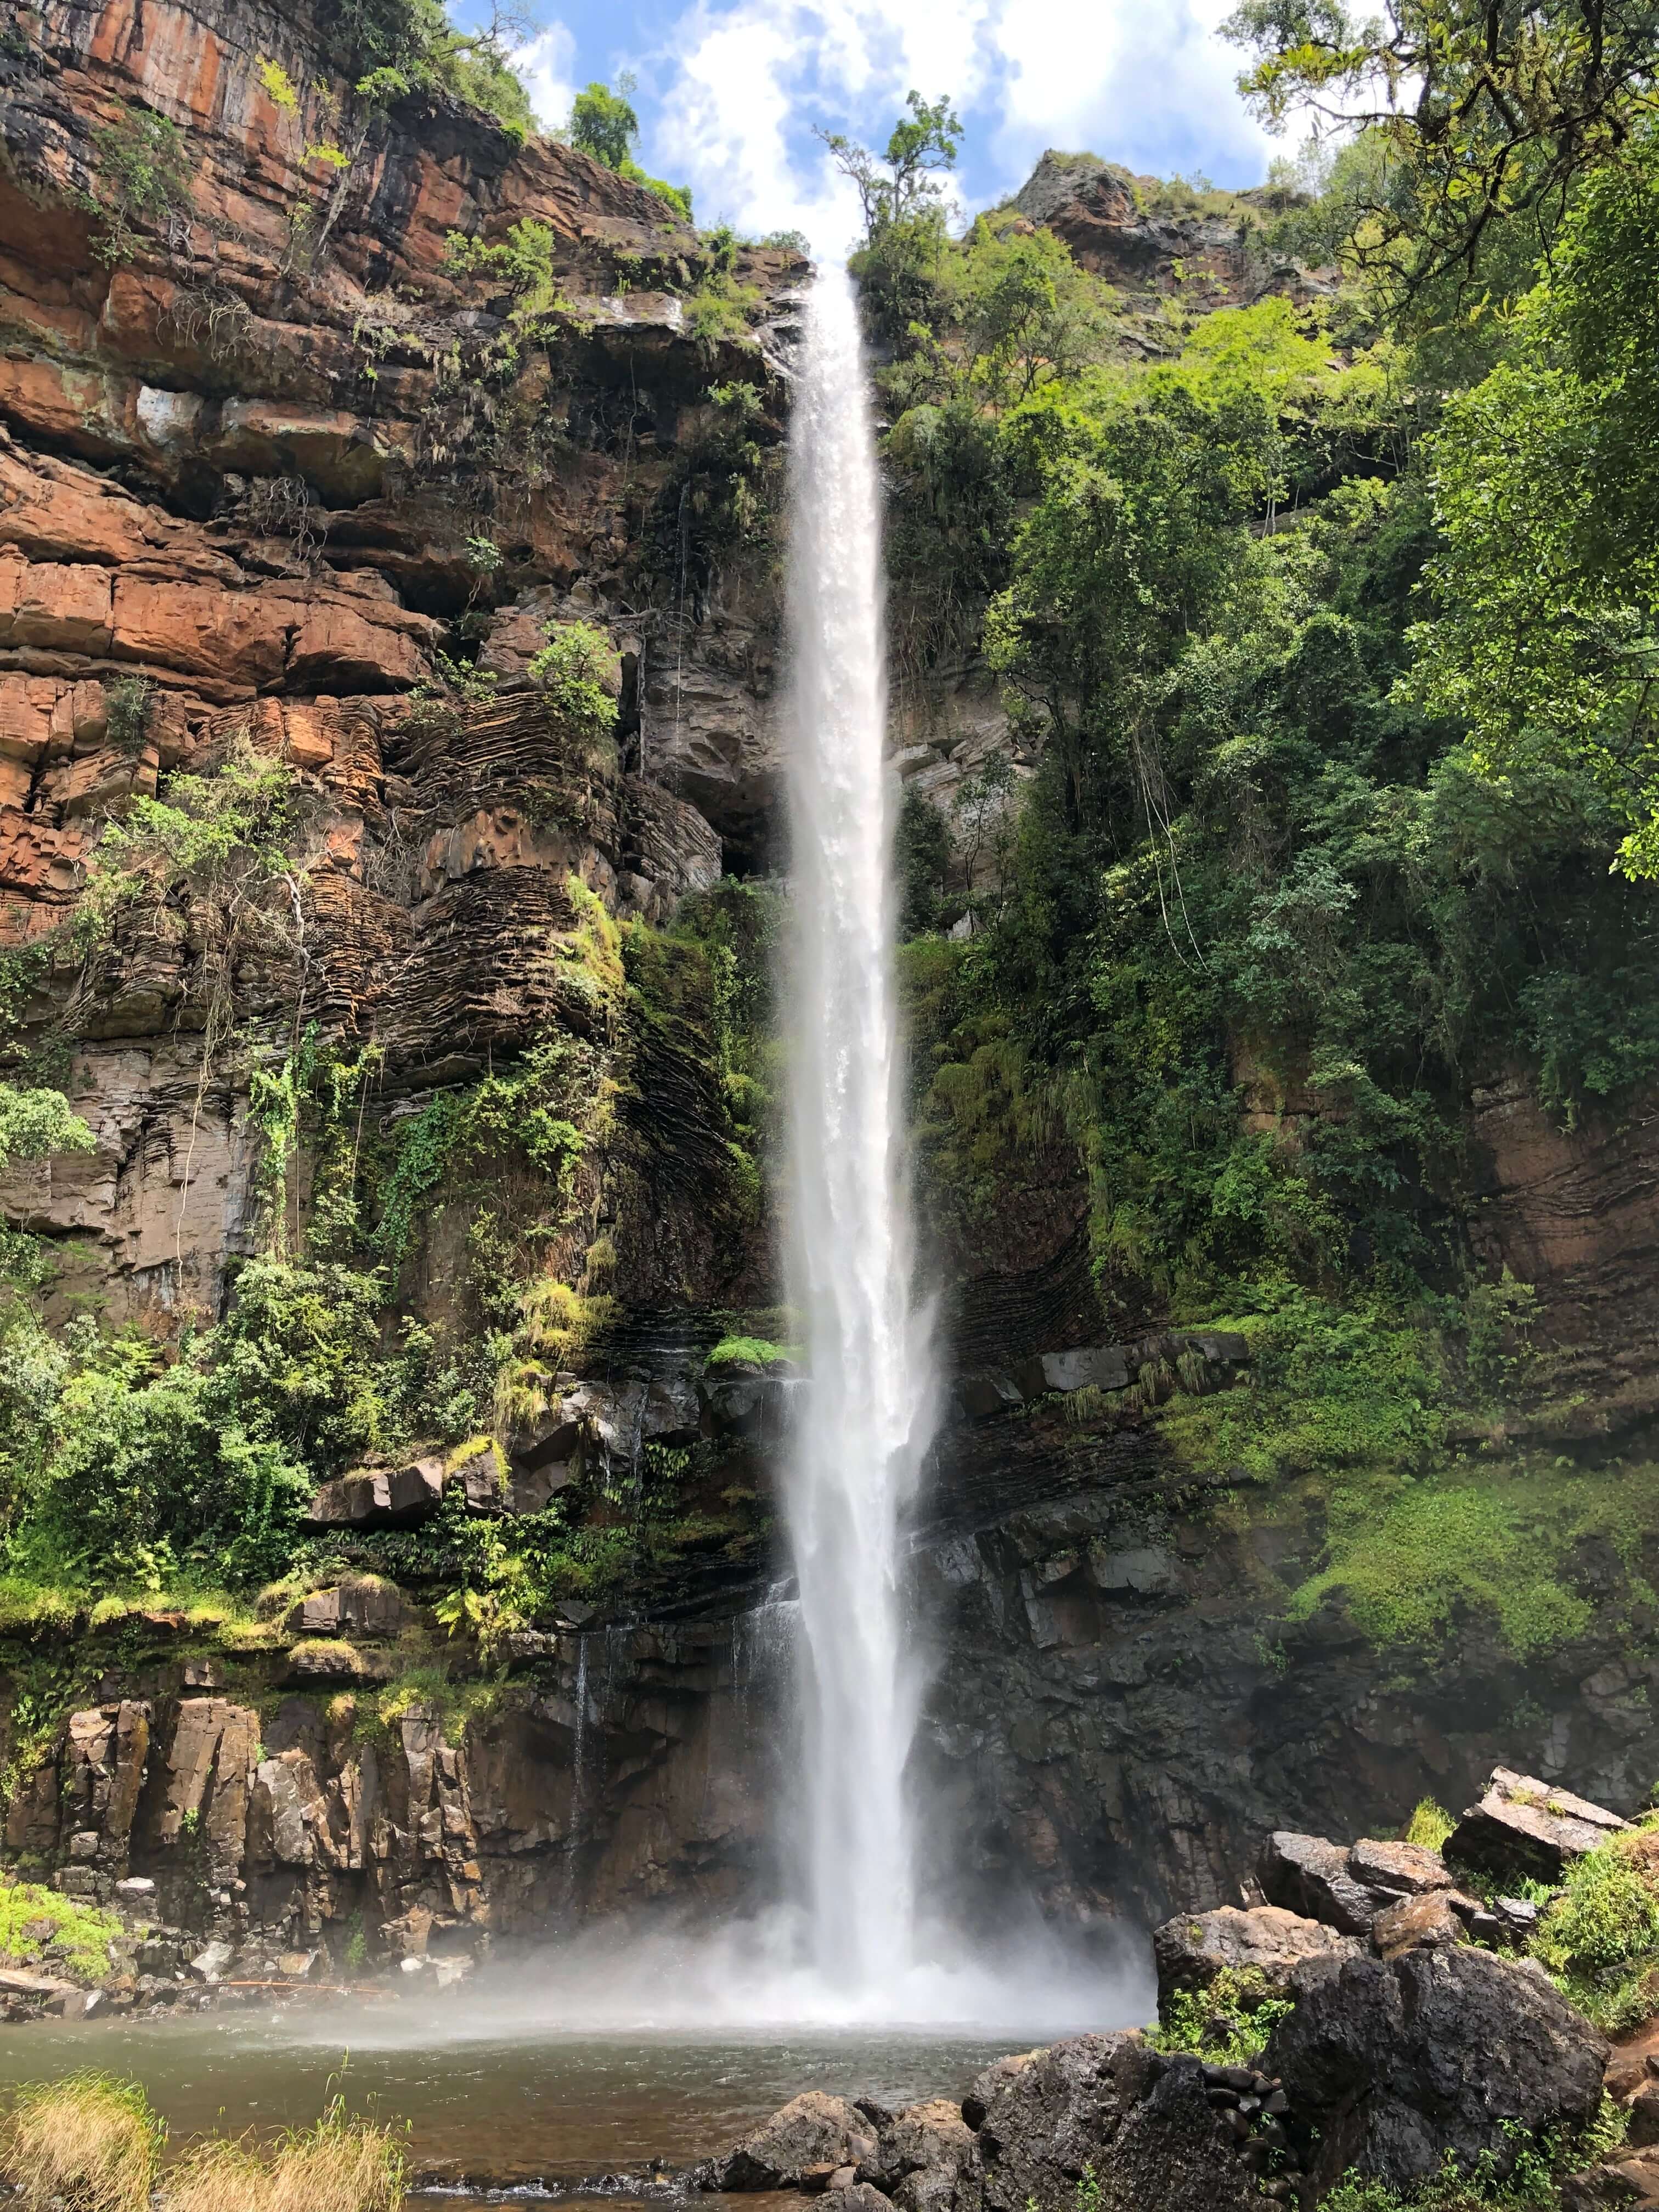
top-left (1267, 1943), bottom-right (1610, 2192)
top-left (694, 2094), bottom-right (877, 2190)
top-left (961, 2033), bottom-right (1259, 2212)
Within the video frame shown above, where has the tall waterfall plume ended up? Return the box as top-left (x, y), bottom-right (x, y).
top-left (782, 268), bottom-right (936, 1994)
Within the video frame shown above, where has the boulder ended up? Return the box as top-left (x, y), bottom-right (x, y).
top-left (820, 2189), bottom-right (891, 2212)
top-left (1266, 1942), bottom-right (1610, 2193)
top-left (1630, 2085), bottom-right (1659, 2149)
top-left (1350, 1838), bottom-right (1454, 1897)
top-left (1259, 1831), bottom-right (1389, 1934)
top-left (964, 2035), bottom-right (1257, 2212)
top-left (961, 2051), bottom-right (1042, 2131)
top-left (1039, 1347), bottom-right (1130, 1394)
top-left (287, 1577), bottom-right (404, 1637)
top-left (867, 2098), bottom-right (974, 2205)
top-left (696, 2094), bottom-right (878, 2191)
top-left (1370, 1891), bottom-right (1462, 1960)
top-left (1564, 2151), bottom-right (1659, 2208)
top-left (1154, 1903), bottom-right (1362, 2007)
top-left (1448, 1768), bottom-right (1630, 1883)
top-left (302, 1455), bottom-right (445, 1530)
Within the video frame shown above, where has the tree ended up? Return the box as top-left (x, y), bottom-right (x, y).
top-left (1223, 0), bottom-right (1659, 295)
top-left (570, 76), bottom-right (639, 170)
top-left (566, 75), bottom-right (692, 219)
top-left (958, 221), bottom-right (1113, 408)
top-left (815, 91), bottom-right (963, 242)
top-left (0, 1086), bottom-right (94, 1171)
top-left (1410, 120), bottom-right (1659, 877)
top-left (954, 751), bottom-right (1017, 930)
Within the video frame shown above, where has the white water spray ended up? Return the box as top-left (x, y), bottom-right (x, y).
top-left (782, 269), bottom-right (936, 1996)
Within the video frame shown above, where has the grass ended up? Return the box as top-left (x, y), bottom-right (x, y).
top-left (3, 2074), bottom-right (163, 2212)
top-left (1280, 1459), bottom-right (1659, 1654)
top-left (1406, 1798), bottom-right (1457, 1852)
top-left (1154, 1282), bottom-right (1659, 1658)
top-left (161, 2097), bottom-right (405, 2212)
top-left (0, 1574), bottom-right (261, 1643)
top-left (1, 2080), bottom-right (405, 2212)
top-left (0, 1882), bottom-right (122, 1983)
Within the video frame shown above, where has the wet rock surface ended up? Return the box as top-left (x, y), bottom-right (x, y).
top-left (696, 2039), bottom-right (1262, 2212)
top-left (1270, 1944), bottom-right (1609, 2192)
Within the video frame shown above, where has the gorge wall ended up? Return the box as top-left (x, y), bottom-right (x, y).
top-left (1, 0), bottom-right (1658, 2003)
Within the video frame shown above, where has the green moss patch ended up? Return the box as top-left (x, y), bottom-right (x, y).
top-left (1283, 1458), bottom-right (1659, 1654)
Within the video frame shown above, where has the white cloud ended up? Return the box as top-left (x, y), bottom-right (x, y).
top-left (645, 0), bottom-right (1277, 253)
top-left (516, 21), bottom-right (579, 133)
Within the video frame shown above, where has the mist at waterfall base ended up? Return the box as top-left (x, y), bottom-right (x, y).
top-left (288, 271), bottom-right (1143, 2052)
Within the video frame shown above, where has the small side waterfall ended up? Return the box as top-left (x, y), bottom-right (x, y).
top-left (782, 269), bottom-right (936, 1997)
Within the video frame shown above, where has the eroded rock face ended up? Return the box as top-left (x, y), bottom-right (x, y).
top-left (1267, 1945), bottom-right (1610, 2193)
top-left (1006, 151), bottom-right (1335, 307)
top-left (5, 1610), bottom-right (790, 1972)
top-left (0, 0), bottom-right (800, 1333)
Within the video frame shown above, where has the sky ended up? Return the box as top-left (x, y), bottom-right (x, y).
top-left (455, 0), bottom-right (1284, 256)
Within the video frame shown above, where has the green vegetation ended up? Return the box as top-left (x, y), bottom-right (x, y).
top-left (0, 1881), bottom-right (121, 1982)
top-left (1148, 1965), bottom-right (1293, 2068)
top-left (444, 218), bottom-right (563, 317)
top-left (1318, 2147), bottom-right (1569, 2212)
top-left (1530, 1829), bottom-right (1659, 2032)
top-left (566, 74), bottom-right (692, 219)
top-left (78, 101), bottom-right (191, 266)
top-left (840, 59), bottom-right (1659, 1658)
top-left (706, 1336), bottom-right (795, 1369)
top-left (528, 623), bottom-right (622, 757)
top-left (321, 0), bottom-right (535, 136)
top-left (1405, 1798), bottom-right (1456, 1853)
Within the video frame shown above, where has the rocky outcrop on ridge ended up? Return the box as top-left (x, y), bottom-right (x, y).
top-left (1005, 150), bottom-right (1336, 308)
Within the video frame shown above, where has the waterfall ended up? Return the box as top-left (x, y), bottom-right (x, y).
top-left (782, 268), bottom-right (935, 1996)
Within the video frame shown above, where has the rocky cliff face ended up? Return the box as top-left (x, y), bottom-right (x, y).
top-left (1006, 150), bottom-right (1335, 311)
top-left (3, 0), bottom-right (1659, 2001)
top-left (0, 0), bottom-right (798, 1332)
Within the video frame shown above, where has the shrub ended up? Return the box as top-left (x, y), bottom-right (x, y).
top-left (1531, 1836), bottom-right (1659, 2027)
top-left (443, 218), bottom-right (560, 314)
top-left (706, 1335), bottom-right (795, 1368)
top-left (81, 103), bottom-right (190, 264)
top-left (3, 2074), bottom-right (163, 2212)
top-left (528, 623), bottom-right (620, 755)
top-left (1147, 1965), bottom-right (1293, 2068)
top-left (0, 1086), bottom-right (93, 1172)
top-left (103, 675), bottom-right (153, 755)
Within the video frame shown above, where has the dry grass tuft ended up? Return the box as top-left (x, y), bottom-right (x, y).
top-left (161, 2098), bottom-right (405, 2212)
top-left (4, 2073), bottom-right (163, 2212)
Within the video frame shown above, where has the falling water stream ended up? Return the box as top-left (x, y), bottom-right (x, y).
top-left (782, 269), bottom-right (937, 1997)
